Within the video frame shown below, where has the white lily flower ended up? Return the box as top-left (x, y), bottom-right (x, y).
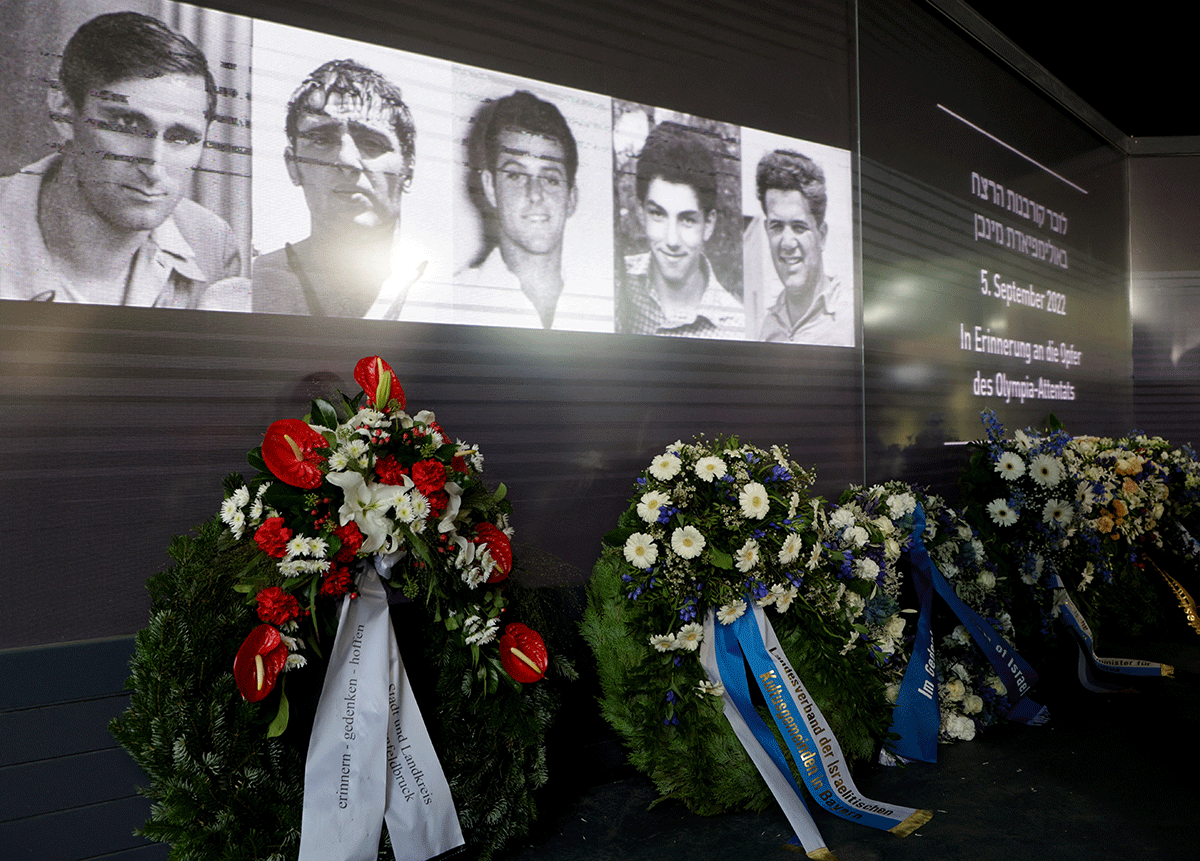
top-left (326, 470), bottom-right (407, 554)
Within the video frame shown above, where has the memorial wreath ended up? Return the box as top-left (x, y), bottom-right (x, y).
top-left (112, 356), bottom-right (574, 861)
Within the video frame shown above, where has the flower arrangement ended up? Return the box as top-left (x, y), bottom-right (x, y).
top-left (219, 356), bottom-right (544, 723)
top-left (916, 493), bottom-right (1016, 741)
top-left (825, 484), bottom-right (1016, 744)
top-left (958, 411), bottom-right (1079, 635)
top-left (960, 410), bottom-right (1200, 642)
top-left (112, 357), bottom-right (572, 861)
top-left (583, 437), bottom-right (895, 816)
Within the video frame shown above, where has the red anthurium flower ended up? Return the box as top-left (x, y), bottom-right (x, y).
top-left (499, 623), bottom-right (548, 683)
top-left (354, 356), bottom-right (405, 410)
top-left (233, 624), bottom-right (289, 702)
top-left (474, 522), bottom-right (512, 583)
top-left (261, 419), bottom-right (326, 489)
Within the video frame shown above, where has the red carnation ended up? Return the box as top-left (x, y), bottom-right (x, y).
top-left (354, 356), bottom-right (404, 410)
top-left (375, 454), bottom-right (410, 486)
top-left (256, 586), bottom-right (301, 625)
top-left (332, 521), bottom-right (364, 562)
top-left (261, 419), bottom-right (327, 489)
top-left (234, 624), bottom-right (289, 702)
top-left (474, 522), bottom-right (512, 583)
top-left (498, 623), bottom-right (548, 683)
top-left (255, 517), bottom-right (293, 558)
top-left (320, 564), bottom-right (356, 597)
top-left (451, 454), bottom-right (469, 475)
top-left (427, 489), bottom-right (449, 516)
top-left (412, 460), bottom-right (446, 497)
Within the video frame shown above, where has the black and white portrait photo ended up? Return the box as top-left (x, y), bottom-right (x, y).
top-left (612, 103), bottom-right (744, 340)
top-left (451, 66), bottom-right (613, 332)
top-left (250, 20), bottom-right (454, 321)
top-left (0, 0), bottom-right (251, 310)
top-left (741, 128), bottom-right (855, 346)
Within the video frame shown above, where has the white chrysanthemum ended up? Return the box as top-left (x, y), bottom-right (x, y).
top-left (326, 450), bottom-right (351, 471)
top-left (461, 566), bottom-right (486, 589)
top-left (285, 653), bottom-right (307, 671)
top-left (772, 584), bottom-right (797, 613)
top-left (738, 482), bottom-right (770, 519)
top-left (734, 538), bottom-right (760, 573)
top-left (281, 634), bottom-right (305, 651)
top-left (675, 622), bottom-right (703, 651)
top-left (409, 492), bottom-right (431, 522)
top-left (846, 525), bottom-right (870, 547)
top-left (697, 680), bottom-right (725, 698)
top-left (830, 507), bottom-right (856, 528)
top-left (636, 490), bottom-right (669, 524)
top-left (648, 452), bottom-right (681, 481)
top-left (693, 455), bottom-right (727, 483)
top-left (220, 499), bottom-right (246, 538)
top-left (1042, 498), bottom-right (1074, 526)
top-left (623, 532), bottom-right (659, 569)
top-left (649, 633), bottom-right (677, 652)
top-left (995, 452), bottom-right (1026, 480)
top-left (395, 494), bottom-right (417, 524)
top-left (249, 483), bottom-right (270, 521)
top-left (778, 533), bottom-right (804, 565)
top-left (717, 600), bottom-right (747, 625)
top-left (279, 558), bottom-right (330, 576)
top-left (987, 498), bottom-right (1017, 526)
top-left (854, 557), bottom-right (880, 580)
top-left (671, 525), bottom-right (705, 559)
top-left (1030, 454), bottom-right (1063, 487)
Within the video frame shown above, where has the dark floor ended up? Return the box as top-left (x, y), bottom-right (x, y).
top-left (499, 639), bottom-right (1200, 861)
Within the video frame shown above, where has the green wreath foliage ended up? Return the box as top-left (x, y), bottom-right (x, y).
top-left (582, 538), bottom-right (892, 816)
top-left (111, 518), bottom-right (573, 861)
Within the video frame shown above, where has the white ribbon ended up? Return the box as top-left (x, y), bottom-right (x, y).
top-left (299, 562), bottom-right (464, 861)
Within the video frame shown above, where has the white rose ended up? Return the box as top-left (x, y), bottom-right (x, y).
top-left (978, 571), bottom-right (996, 589)
top-left (963, 694), bottom-right (984, 715)
top-left (943, 679), bottom-right (966, 701)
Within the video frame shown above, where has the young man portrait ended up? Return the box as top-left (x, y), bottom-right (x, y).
top-left (0, 11), bottom-right (243, 308)
top-left (251, 59), bottom-right (425, 319)
top-left (615, 119), bottom-right (744, 339)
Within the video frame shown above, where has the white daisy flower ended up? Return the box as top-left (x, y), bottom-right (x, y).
top-left (772, 584), bottom-right (797, 613)
top-left (671, 525), bottom-right (705, 559)
top-left (738, 482), bottom-right (770, 519)
top-left (623, 532), bottom-right (659, 569)
top-left (636, 490), bottom-right (670, 524)
top-left (675, 622), bottom-right (704, 651)
top-left (649, 633), bottom-right (677, 652)
top-left (717, 600), bottom-right (747, 624)
top-left (778, 533), bottom-right (804, 565)
top-left (734, 538), bottom-right (760, 573)
top-left (693, 455), bottom-right (727, 483)
top-left (995, 452), bottom-right (1026, 480)
top-left (648, 452), bottom-right (681, 481)
top-left (987, 498), bottom-right (1017, 526)
top-left (1030, 454), bottom-right (1063, 487)
top-left (1042, 498), bottom-right (1074, 527)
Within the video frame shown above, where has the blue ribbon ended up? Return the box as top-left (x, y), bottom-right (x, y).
top-left (719, 611), bottom-right (925, 834)
top-left (890, 504), bottom-right (1048, 760)
top-left (712, 614), bottom-right (808, 805)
